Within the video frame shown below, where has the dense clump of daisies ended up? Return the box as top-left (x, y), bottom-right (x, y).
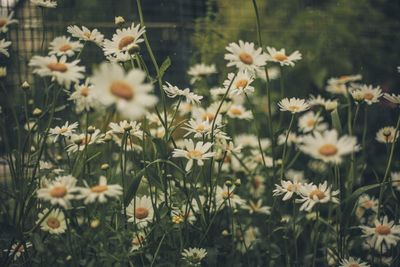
top-left (1, 2), bottom-right (400, 267)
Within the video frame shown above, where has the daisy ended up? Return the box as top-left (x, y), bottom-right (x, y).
top-left (172, 139), bottom-right (214, 172)
top-left (254, 66), bottom-right (280, 81)
top-left (103, 23), bottom-right (146, 61)
top-left (108, 120), bottom-right (143, 138)
top-left (350, 84), bottom-right (382, 105)
top-left (181, 247), bottom-right (207, 266)
top-left (223, 70), bottom-right (255, 96)
top-left (234, 134), bottom-right (271, 149)
top-left (298, 111), bottom-right (327, 133)
top-left (31, 0), bottom-right (57, 8)
top-left (126, 195), bottom-right (154, 228)
top-left (0, 10), bottom-right (18, 33)
top-left (360, 216), bottom-right (400, 251)
top-left (376, 126), bottom-right (399, 143)
top-left (215, 185), bottom-right (245, 208)
top-left (299, 129), bottom-right (357, 164)
top-left (308, 95), bottom-right (339, 111)
top-left (187, 63), bottom-right (217, 84)
top-left (248, 175), bottom-right (265, 198)
top-left (66, 129), bottom-right (104, 153)
top-left (67, 25), bottom-right (104, 45)
top-left (37, 175), bottom-right (78, 208)
top-left (37, 208), bottom-right (67, 234)
top-left (0, 39), bottom-right (11, 57)
top-left (90, 63), bottom-right (157, 119)
top-left (226, 104), bottom-right (253, 120)
top-left (243, 199), bottom-right (271, 215)
top-left (328, 74), bottom-right (362, 85)
top-left (338, 257), bottom-right (370, 267)
top-left (29, 55), bottom-right (85, 88)
top-left (237, 226), bottom-right (259, 253)
top-left (49, 36), bottom-right (83, 57)
top-left (278, 97), bottom-right (310, 113)
top-left (224, 40), bottom-right (268, 72)
top-left (273, 179), bottom-right (302, 201)
top-left (171, 206), bottom-right (196, 225)
top-left (78, 176), bottom-right (122, 204)
top-left (163, 82), bottom-right (202, 104)
top-left (383, 93), bottom-right (400, 106)
top-left (49, 121), bottom-right (78, 142)
top-left (130, 231), bottom-right (146, 252)
top-left (326, 82), bottom-right (347, 95)
top-left (392, 172), bottom-right (400, 191)
top-left (356, 194), bottom-right (378, 219)
top-left (69, 79), bottom-right (100, 113)
top-left (266, 47), bottom-right (302, 67)
top-left (182, 118), bottom-right (211, 138)
top-left (297, 181), bottom-right (339, 211)
top-left (6, 242), bottom-right (32, 261)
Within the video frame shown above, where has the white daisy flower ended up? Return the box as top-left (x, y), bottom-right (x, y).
top-left (297, 181), bottom-right (339, 212)
top-left (298, 111), bottom-right (327, 133)
top-left (273, 179), bottom-right (302, 201)
top-left (0, 39), bottom-right (11, 57)
top-left (285, 169), bottom-right (305, 183)
top-left (108, 120), bottom-right (143, 138)
top-left (130, 231), bottom-right (146, 252)
top-left (223, 70), bottom-right (255, 96)
top-left (192, 104), bottom-right (223, 124)
top-left (126, 195), bottom-right (154, 228)
top-left (375, 126), bottom-right (399, 143)
top-left (328, 74), bottom-right (362, 85)
top-left (0, 10), bottom-right (18, 33)
top-left (37, 208), bottom-right (67, 234)
top-left (37, 175), bottom-right (78, 208)
top-left (6, 242), bottom-right (32, 261)
top-left (67, 25), bottom-right (104, 45)
top-left (29, 55), bottom-right (85, 88)
top-left (103, 23), bottom-right (146, 61)
top-left (299, 129), bottom-right (357, 164)
top-left (49, 36), bottom-right (83, 57)
top-left (49, 121), bottom-right (79, 142)
top-left (224, 40), bottom-right (268, 72)
top-left (350, 84), bottom-right (382, 105)
top-left (172, 139), bottom-right (215, 172)
top-left (114, 16), bottom-right (125, 25)
top-left (243, 199), bottom-right (271, 215)
top-left (237, 226), bottom-right (259, 253)
top-left (248, 175), bottom-right (265, 198)
top-left (308, 95), bottom-right (339, 111)
top-left (254, 66), bottom-right (280, 81)
top-left (187, 63), bottom-right (217, 84)
top-left (69, 79), bottom-right (100, 113)
top-left (39, 161), bottom-right (53, 170)
top-left (182, 118), bottom-right (211, 138)
top-left (90, 63), bottom-right (157, 119)
top-left (163, 82), bottom-right (202, 104)
top-left (383, 93), bottom-right (400, 106)
top-left (339, 257), bottom-right (370, 267)
top-left (215, 185), bottom-right (245, 208)
top-left (234, 134), bottom-right (271, 149)
top-left (356, 194), bottom-right (378, 219)
top-left (77, 176), bottom-right (122, 204)
top-left (181, 247), bottom-right (207, 266)
top-left (360, 216), bottom-right (400, 251)
top-left (278, 97), bottom-right (310, 113)
top-left (66, 129), bottom-right (104, 153)
top-left (171, 206), bottom-right (197, 225)
top-left (226, 104), bottom-right (253, 120)
top-left (31, 0), bottom-right (57, 8)
top-left (326, 82), bottom-right (347, 95)
top-left (266, 47), bottom-right (302, 67)
top-left (391, 172), bottom-right (400, 191)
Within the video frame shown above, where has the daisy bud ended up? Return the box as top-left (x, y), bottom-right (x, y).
top-left (100, 163), bottom-right (109, 171)
top-left (21, 81), bottom-right (30, 90)
top-left (56, 155), bottom-right (63, 161)
top-left (127, 44), bottom-right (140, 54)
top-left (90, 219), bottom-right (100, 228)
top-left (325, 101), bottom-right (338, 111)
top-left (233, 208), bottom-right (239, 214)
top-left (383, 129), bottom-right (392, 137)
top-left (221, 229), bottom-right (230, 236)
top-left (32, 108), bottom-right (42, 117)
top-left (0, 67), bottom-right (7, 78)
top-left (74, 137), bottom-right (84, 145)
top-left (66, 255), bottom-right (72, 261)
top-left (114, 16), bottom-right (125, 25)
top-left (87, 126), bottom-right (96, 134)
top-left (28, 99), bottom-right (34, 105)
top-left (234, 178), bottom-right (241, 186)
top-left (225, 180), bottom-right (232, 187)
top-left (104, 133), bottom-right (113, 142)
top-left (123, 124), bottom-right (133, 131)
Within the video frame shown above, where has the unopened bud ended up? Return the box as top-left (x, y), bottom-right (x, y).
top-left (123, 125), bottom-right (132, 131)
top-left (104, 133), bottom-right (113, 142)
top-left (225, 180), bottom-right (232, 187)
top-left (90, 219), bottom-right (100, 228)
top-left (100, 163), bottom-right (109, 170)
top-left (128, 44), bottom-right (140, 54)
top-left (234, 178), bottom-right (241, 186)
top-left (383, 129), bottom-right (392, 137)
top-left (221, 229), bottom-right (230, 236)
top-left (87, 126), bottom-right (96, 134)
top-left (115, 16), bottom-right (125, 25)
top-left (22, 81), bottom-right (30, 90)
top-left (56, 155), bottom-right (63, 161)
top-left (32, 108), bottom-right (42, 116)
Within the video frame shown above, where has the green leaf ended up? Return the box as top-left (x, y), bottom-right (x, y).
top-left (330, 109), bottom-right (342, 135)
top-left (158, 57), bottom-right (171, 79)
top-left (152, 138), bottom-right (168, 159)
top-left (124, 168), bottom-right (145, 206)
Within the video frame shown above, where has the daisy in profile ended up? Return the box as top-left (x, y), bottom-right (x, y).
top-left (49, 36), bottom-right (83, 57)
top-left (126, 195), bottom-right (154, 228)
top-left (66, 129), bottom-right (104, 153)
top-left (181, 247), bottom-right (207, 266)
top-left (243, 199), bottom-right (271, 215)
top-left (297, 181), bottom-right (339, 211)
top-left (383, 92), bottom-right (400, 106)
top-left (172, 139), bottom-right (214, 171)
top-left (278, 97), bottom-right (309, 114)
top-left (49, 121), bottom-right (78, 142)
top-left (103, 23), bottom-right (146, 61)
top-left (78, 176), bottom-right (122, 204)
top-left (0, 39), bottom-right (11, 57)
top-left (69, 79), bottom-right (100, 113)
top-left (376, 126), bottom-right (399, 143)
top-left (130, 231), bottom-right (146, 252)
top-left (392, 172), bottom-right (400, 191)
top-left (29, 55), bottom-right (85, 88)
top-left (108, 120), bottom-right (143, 138)
top-left (163, 82), bottom-right (203, 104)
top-left (187, 63), bottom-right (217, 84)
top-left (37, 208), bottom-right (67, 234)
top-left (266, 47), bottom-right (302, 67)
top-left (325, 74), bottom-right (362, 95)
top-left (183, 119), bottom-right (211, 138)
top-left (273, 179), bottom-right (302, 201)
top-left (308, 95), bottom-right (339, 111)
top-left (192, 104), bottom-right (223, 124)
top-left (224, 40), bottom-right (268, 72)
top-left (350, 84), bottom-right (382, 105)
top-left (90, 63), bottom-right (157, 119)
top-left (226, 105), bottom-right (253, 120)
top-left (299, 129), bottom-right (357, 164)
top-left (360, 216), bottom-right (400, 251)
top-left (215, 185), bottom-right (245, 208)
top-left (0, 10), bottom-right (18, 33)
top-left (37, 175), bottom-right (78, 208)
top-left (338, 257), bottom-right (370, 267)
top-left (224, 70), bottom-right (255, 96)
top-left (298, 111), bottom-right (327, 133)
top-left (31, 0), bottom-right (57, 8)
top-left (67, 25), bottom-right (104, 45)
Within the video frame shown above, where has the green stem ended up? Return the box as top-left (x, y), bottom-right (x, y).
top-left (280, 114), bottom-right (295, 180)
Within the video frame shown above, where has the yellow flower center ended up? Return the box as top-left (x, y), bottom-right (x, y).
top-left (132, 235), bottom-right (145, 246)
top-left (348, 264), bottom-right (360, 267)
top-left (339, 75), bottom-right (348, 81)
top-left (306, 118), bottom-right (315, 127)
top-left (287, 184), bottom-right (295, 192)
top-left (49, 186), bottom-right (67, 198)
top-left (83, 32), bottom-right (91, 39)
top-left (239, 52), bottom-right (253, 65)
top-left (80, 87), bottom-right (90, 97)
top-left (361, 200), bottom-right (374, 209)
top-left (375, 224), bottom-right (391, 235)
top-left (274, 53), bottom-right (288, 61)
top-left (236, 79), bottom-right (248, 88)
top-left (195, 124), bottom-right (206, 132)
top-left (0, 19), bottom-right (7, 28)
top-left (118, 36), bottom-right (135, 50)
top-left (59, 127), bottom-right (69, 133)
top-left (110, 81), bottom-right (134, 100)
top-left (91, 185), bottom-right (108, 193)
top-left (47, 63), bottom-right (68, 73)
top-left (172, 214), bottom-right (184, 224)
top-left (252, 178), bottom-right (261, 189)
top-left (59, 44), bottom-right (72, 52)
top-left (364, 93), bottom-right (374, 101)
top-left (230, 107), bottom-right (243, 116)
top-left (288, 105), bottom-right (300, 112)
top-left (202, 113), bottom-right (215, 122)
top-left (46, 217), bottom-right (61, 229)
top-left (135, 207), bottom-right (149, 220)
top-left (318, 144), bottom-right (338, 156)
top-left (187, 150), bottom-right (202, 159)
top-left (309, 189), bottom-right (325, 200)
